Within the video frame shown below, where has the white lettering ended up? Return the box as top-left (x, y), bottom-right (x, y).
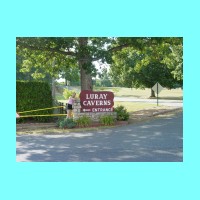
top-left (107, 100), bottom-right (111, 105)
top-left (86, 94), bottom-right (89, 99)
top-left (83, 101), bottom-right (87, 106)
top-left (91, 107), bottom-right (114, 112)
top-left (91, 101), bottom-right (95, 106)
top-left (103, 94), bottom-right (107, 99)
top-left (85, 93), bottom-right (109, 100)
top-left (91, 94), bottom-right (94, 99)
top-left (92, 108), bottom-right (97, 112)
top-left (100, 101), bottom-right (103, 105)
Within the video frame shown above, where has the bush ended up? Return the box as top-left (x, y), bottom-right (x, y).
top-left (114, 105), bottom-right (129, 121)
top-left (100, 115), bottom-right (115, 126)
top-left (63, 88), bottom-right (76, 100)
top-left (16, 81), bottom-right (53, 122)
top-left (56, 117), bottom-right (77, 129)
top-left (76, 116), bottom-right (91, 127)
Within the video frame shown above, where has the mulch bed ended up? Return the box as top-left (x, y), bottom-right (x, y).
top-left (75, 121), bottom-right (128, 129)
top-left (16, 120), bottom-right (129, 131)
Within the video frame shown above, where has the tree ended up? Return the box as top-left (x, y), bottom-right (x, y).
top-left (109, 37), bottom-right (183, 97)
top-left (61, 66), bottom-right (80, 86)
top-left (161, 42), bottom-right (183, 86)
top-left (17, 37), bottom-right (183, 94)
top-left (16, 55), bottom-right (52, 82)
top-left (97, 67), bottom-right (112, 87)
top-left (16, 37), bottom-right (112, 91)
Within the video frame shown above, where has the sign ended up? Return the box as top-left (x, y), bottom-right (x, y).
top-left (152, 82), bottom-right (163, 94)
top-left (152, 82), bottom-right (163, 106)
top-left (80, 90), bottom-right (114, 112)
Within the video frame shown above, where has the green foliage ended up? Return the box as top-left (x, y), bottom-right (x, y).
top-left (134, 62), bottom-right (175, 89)
top-left (16, 37), bottom-right (183, 92)
top-left (56, 117), bottom-right (77, 129)
top-left (114, 105), bottom-right (130, 121)
top-left (16, 37), bottom-right (112, 90)
top-left (100, 115), bottom-right (115, 125)
top-left (56, 117), bottom-right (65, 127)
top-left (96, 68), bottom-right (112, 87)
top-left (76, 116), bottom-right (92, 127)
top-left (16, 81), bottom-right (53, 122)
top-left (61, 66), bottom-right (80, 86)
top-left (109, 38), bottom-right (183, 90)
top-left (63, 88), bottom-right (76, 100)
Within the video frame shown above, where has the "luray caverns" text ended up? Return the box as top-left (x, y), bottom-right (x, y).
top-left (80, 91), bottom-right (114, 112)
top-left (83, 93), bottom-right (111, 106)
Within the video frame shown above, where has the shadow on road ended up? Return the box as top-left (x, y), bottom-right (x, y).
top-left (16, 113), bottom-right (183, 162)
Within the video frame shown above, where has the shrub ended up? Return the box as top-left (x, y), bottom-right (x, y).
top-left (56, 117), bottom-right (77, 129)
top-left (76, 116), bottom-right (92, 127)
top-left (56, 117), bottom-right (65, 126)
top-left (63, 88), bottom-right (76, 100)
top-left (100, 115), bottom-right (115, 126)
top-left (16, 81), bottom-right (53, 122)
top-left (114, 105), bottom-right (129, 121)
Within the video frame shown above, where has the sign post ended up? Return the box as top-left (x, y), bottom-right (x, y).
top-left (152, 82), bottom-right (163, 106)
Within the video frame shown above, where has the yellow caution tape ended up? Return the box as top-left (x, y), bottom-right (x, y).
top-left (18, 106), bottom-right (65, 114)
top-left (19, 114), bottom-right (67, 118)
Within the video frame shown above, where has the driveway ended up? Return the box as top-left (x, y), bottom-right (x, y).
top-left (16, 112), bottom-right (183, 162)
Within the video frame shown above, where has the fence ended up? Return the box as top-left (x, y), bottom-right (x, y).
top-left (58, 102), bottom-right (66, 114)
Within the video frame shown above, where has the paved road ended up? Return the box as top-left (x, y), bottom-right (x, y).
top-left (16, 112), bottom-right (183, 162)
top-left (114, 97), bottom-right (183, 107)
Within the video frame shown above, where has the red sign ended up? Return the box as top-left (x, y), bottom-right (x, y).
top-left (80, 90), bottom-right (114, 112)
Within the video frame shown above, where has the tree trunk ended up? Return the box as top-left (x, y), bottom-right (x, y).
top-left (150, 88), bottom-right (156, 98)
top-left (78, 37), bottom-right (93, 91)
top-left (80, 67), bottom-right (93, 91)
top-left (51, 59), bottom-right (56, 100)
top-left (52, 77), bottom-right (56, 99)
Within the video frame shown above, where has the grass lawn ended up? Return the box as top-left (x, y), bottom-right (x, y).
top-left (56, 86), bottom-right (182, 101)
top-left (56, 86), bottom-right (182, 112)
top-left (104, 87), bottom-right (183, 100)
top-left (114, 101), bottom-right (169, 112)
top-left (57, 100), bottom-right (169, 113)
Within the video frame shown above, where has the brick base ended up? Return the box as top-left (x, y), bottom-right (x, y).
top-left (73, 99), bottom-right (117, 122)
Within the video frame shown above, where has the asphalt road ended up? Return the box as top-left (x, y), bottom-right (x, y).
top-left (16, 112), bottom-right (183, 162)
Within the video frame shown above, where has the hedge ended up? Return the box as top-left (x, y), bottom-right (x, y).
top-left (16, 81), bottom-right (53, 122)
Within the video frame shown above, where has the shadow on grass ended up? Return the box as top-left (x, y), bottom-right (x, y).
top-left (117, 95), bottom-right (142, 98)
top-left (159, 96), bottom-right (183, 100)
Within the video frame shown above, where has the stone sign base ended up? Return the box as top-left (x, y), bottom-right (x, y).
top-left (73, 100), bottom-right (117, 122)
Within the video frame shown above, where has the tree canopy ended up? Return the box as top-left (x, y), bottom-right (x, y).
top-left (16, 37), bottom-right (183, 93)
top-left (109, 37), bottom-right (183, 95)
top-left (16, 37), bottom-right (113, 90)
